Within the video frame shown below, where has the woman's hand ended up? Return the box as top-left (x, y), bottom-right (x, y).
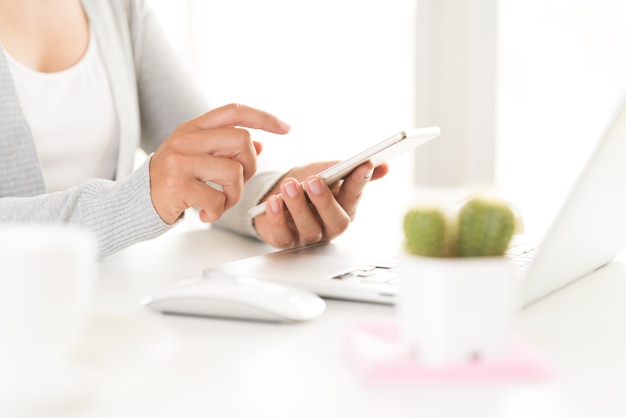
top-left (254, 161), bottom-right (389, 249)
top-left (149, 103), bottom-right (290, 224)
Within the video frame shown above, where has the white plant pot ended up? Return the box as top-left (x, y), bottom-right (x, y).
top-left (397, 255), bottom-right (521, 366)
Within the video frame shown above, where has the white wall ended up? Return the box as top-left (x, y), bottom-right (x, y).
top-left (496, 0), bottom-right (626, 230)
top-left (412, 0), bottom-right (498, 187)
top-left (407, 0), bottom-right (626, 231)
top-left (149, 0), bottom-right (418, 181)
top-left (148, 0), bottom-right (626, 235)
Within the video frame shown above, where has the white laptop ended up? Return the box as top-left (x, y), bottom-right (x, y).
top-left (204, 100), bottom-right (626, 307)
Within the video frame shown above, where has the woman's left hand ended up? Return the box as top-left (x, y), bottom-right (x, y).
top-left (253, 161), bottom-right (389, 249)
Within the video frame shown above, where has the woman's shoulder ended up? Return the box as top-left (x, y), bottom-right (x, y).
top-left (81, 0), bottom-right (148, 28)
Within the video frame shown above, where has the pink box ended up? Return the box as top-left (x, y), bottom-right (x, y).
top-left (346, 319), bottom-right (552, 382)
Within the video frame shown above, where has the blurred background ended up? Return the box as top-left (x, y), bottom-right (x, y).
top-left (147, 0), bottom-right (626, 233)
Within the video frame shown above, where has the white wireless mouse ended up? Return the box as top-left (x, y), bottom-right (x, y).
top-left (142, 276), bottom-right (326, 322)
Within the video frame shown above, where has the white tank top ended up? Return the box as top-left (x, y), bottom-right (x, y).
top-left (5, 29), bottom-right (119, 192)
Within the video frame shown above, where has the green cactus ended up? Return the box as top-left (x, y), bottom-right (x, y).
top-left (403, 207), bottom-right (448, 257)
top-left (402, 195), bottom-right (517, 258)
top-left (457, 197), bottom-right (515, 257)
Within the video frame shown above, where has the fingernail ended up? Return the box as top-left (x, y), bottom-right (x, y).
top-left (306, 177), bottom-right (323, 195)
top-left (269, 196), bottom-right (282, 213)
top-left (283, 179), bottom-right (299, 198)
top-left (278, 118), bottom-right (291, 132)
top-left (364, 168), bottom-right (374, 180)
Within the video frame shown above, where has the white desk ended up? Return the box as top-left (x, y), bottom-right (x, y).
top-left (15, 186), bottom-right (626, 418)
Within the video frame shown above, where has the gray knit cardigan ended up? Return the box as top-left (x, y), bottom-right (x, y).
top-left (0, 0), bottom-right (282, 257)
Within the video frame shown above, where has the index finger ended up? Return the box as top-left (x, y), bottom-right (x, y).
top-left (192, 103), bottom-right (291, 134)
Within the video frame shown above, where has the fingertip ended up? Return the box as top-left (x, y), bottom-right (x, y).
top-left (253, 141), bottom-right (263, 156)
top-left (372, 163), bottom-right (390, 180)
top-left (268, 195), bottom-right (283, 213)
top-left (362, 162), bottom-right (375, 181)
top-left (305, 176), bottom-right (324, 195)
top-left (199, 209), bottom-right (211, 223)
top-left (352, 161), bottom-right (375, 181)
top-left (277, 118), bottom-right (291, 133)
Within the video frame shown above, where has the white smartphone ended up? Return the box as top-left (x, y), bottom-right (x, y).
top-left (247, 126), bottom-right (441, 218)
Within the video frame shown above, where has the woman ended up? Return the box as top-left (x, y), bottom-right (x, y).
top-left (0, 0), bottom-right (387, 257)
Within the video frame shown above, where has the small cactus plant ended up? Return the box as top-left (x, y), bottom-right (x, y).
top-left (403, 195), bottom-right (517, 258)
top-left (403, 207), bottom-right (448, 257)
top-left (457, 197), bottom-right (516, 257)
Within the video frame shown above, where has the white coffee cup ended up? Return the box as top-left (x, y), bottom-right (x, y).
top-left (0, 223), bottom-right (98, 403)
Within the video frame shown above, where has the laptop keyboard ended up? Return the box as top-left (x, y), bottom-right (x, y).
top-left (506, 237), bottom-right (537, 268)
top-left (331, 239), bottom-right (536, 287)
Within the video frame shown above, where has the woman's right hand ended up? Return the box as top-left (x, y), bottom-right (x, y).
top-left (149, 103), bottom-right (290, 224)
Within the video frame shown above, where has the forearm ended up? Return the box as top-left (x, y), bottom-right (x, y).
top-left (0, 159), bottom-right (172, 258)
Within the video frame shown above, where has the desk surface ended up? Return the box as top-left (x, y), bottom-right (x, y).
top-left (13, 184), bottom-right (626, 418)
